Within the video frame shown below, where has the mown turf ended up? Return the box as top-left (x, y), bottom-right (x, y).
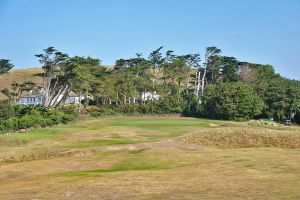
top-left (60, 152), bottom-right (172, 177)
top-left (108, 117), bottom-right (213, 136)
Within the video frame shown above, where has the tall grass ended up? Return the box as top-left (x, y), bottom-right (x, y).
top-left (178, 127), bottom-right (300, 149)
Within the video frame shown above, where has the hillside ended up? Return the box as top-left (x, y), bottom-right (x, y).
top-left (0, 68), bottom-right (43, 99)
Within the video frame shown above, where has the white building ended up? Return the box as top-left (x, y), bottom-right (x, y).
top-left (18, 91), bottom-right (84, 106)
top-left (19, 93), bottom-right (44, 106)
top-left (64, 91), bottom-right (85, 104)
top-left (140, 91), bottom-right (160, 102)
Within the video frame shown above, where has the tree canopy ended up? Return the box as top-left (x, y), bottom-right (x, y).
top-left (1, 46), bottom-right (299, 124)
top-left (0, 59), bottom-right (14, 74)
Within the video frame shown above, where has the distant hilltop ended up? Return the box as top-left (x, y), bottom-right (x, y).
top-left (0, 68), bottom-right (43, 99)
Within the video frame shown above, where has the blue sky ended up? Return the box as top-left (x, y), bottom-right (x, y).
top-left (0, 0), bottom-right (299, 80)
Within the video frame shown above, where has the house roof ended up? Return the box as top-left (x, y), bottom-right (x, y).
top-left (20, 93), bottom-right (44, 98)
top-left (68, 91), bottom-right (79, 97)
top-left (20, 91), bottom-right (79, 98)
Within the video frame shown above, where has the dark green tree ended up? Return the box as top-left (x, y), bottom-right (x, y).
top-left (35, 47), bottom-right (70, 107)
top-left (202, 82), bottom-right (264, 120)
top-left (0, 59), bottom-right (14, 74)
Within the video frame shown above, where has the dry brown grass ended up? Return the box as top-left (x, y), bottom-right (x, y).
top-left (178, 127), bottom-right (300, 149)
top-left (0, 68), bottom-right (43, 99)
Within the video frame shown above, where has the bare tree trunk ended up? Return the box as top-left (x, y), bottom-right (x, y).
top-left (201, 68), bottom-right (206, 96)
top-left (116, 93), bottom-right (119, 106)
top-left (123, 95), bottom-right (126, 105)
top-left (185, 73), bottom-right (189, 94)
top-left (196, 71), bottom-right (201, 97)
top-left (194, 71), bottom-right (198, 95)
top-left (84, 90), bottom-right (89, 109)
top-left (78, 91), bottom-right (82, 114)
top-left (51, 85), bottom-right (69, 107)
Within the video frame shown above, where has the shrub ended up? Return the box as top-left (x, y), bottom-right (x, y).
top-left (104, 109), bottom-right (116, 115)
top-left (0, 105), bottom-right (76, 132)
top-left (39, 118), bottom-right (53, 127)
top-left (0, 124), bottom-right (6, 131)
top-left (90, 108), bottom-right (116, 117)
top-left (3, 117), bottom-right (20, 130)
top-left (58, 105), bottom-right (77, 115)
top-left (90, 111), bottom-right (103, 118)
top-left (85, 106), bottom-right (101, 113)
top-left (0, 100), bottom-right (14, 120)
top-left (62, 114), bottom-right (75, 124)
top-left (18, 115), bottom-right (36, 128)
top-left (46, 110), bottom-right (63, 124)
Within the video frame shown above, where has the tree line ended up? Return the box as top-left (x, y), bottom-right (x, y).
top-left (1, 46), bottom-right (300, 124)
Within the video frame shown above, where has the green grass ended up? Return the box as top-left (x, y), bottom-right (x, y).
top-left (108, 117), bottom-right (213, 136)
top-left (61, 160), bottom-right (169, 177)
top-left (62, 138), bottom-right (137, 148)
top-left (59, 151), bottom-right (172, 177)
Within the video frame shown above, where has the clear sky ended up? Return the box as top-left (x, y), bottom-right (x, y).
top-left (0, 0), bottom-right (299, 80)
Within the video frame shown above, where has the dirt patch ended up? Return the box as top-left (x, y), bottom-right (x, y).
top-left (177, 127), bottom-right (300, 149)
top-left (209, 123), bottom-right (219, 127)
top-left (94, 139), bottom-right (203, 153)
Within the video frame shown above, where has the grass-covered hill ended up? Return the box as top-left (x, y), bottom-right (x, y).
top-left (0, 68), bottom-right (43, 99)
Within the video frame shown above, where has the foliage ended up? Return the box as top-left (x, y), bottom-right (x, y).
top-left (0, 59), bottom-right (14, 74)
top-left (2, 46), bottom-right (299, 124)
top-left (202, 82), bottom-right (264, 120)
top-left (35, 47), bottom-right (70, 107)
top-left (0, 105), bottom-right (75, 131)
top-left (0, 100), bottom-right (14, 120)
top-left (264, 78), bottom-right (300, 122)
top-left (90, 108), bottom-right (116, 117)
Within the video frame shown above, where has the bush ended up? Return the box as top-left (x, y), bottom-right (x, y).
top-left (18, 115), bottom-right (37, 128)
top-left (39, 118), bottom-right (53, 127)
top-left (46, 110), bottom-right (63, 124)
top-left (0, 124), bottom-right (6, 131)
top-left (0, 106), bottom-right (76, 132)
top-left (90, 111), bottom-right (103, 117)
top-left (3, 117), bottom-right (19, 130)
top-left (90, 108), bottom-right (116, 117)
top-left (0, 100), bottom-right (14, 120)
top-left (58, 105), bottom-right (77, 115)
top-left (62, 114), bottom-right (75, 124)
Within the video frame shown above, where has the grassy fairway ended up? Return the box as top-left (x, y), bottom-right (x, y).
top-left (0, 116), bottom-right (300, 200)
